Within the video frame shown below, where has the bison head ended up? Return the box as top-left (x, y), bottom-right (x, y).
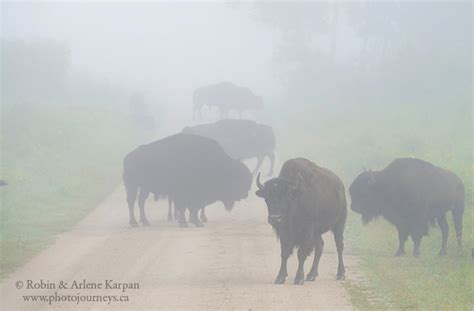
top-left (221, 160), bottom-right (252, 211)
top-left (255, 173), bottom-right (300, 226)
top-left (349, 170), bottom-right (380, 224)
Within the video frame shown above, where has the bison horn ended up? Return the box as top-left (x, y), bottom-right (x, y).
top-left (256, 173), bottom-right (264, 189)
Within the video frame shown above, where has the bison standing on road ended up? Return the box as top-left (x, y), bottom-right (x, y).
top-left (349, 158), bottom-right (464, 257)
top-left (193, 82), bottom-right (263, 119)
top-left (183, 119), bottom-right (275, 176)
top-left (256, 158), bottom-right (347, 285)
top-left (123, 133), bottom-right (252, 227)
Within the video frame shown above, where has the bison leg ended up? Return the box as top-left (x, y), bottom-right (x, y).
top-left (189, 207), bottom-right (204, 227)
top-left (334, 222), bottom-right (346, 280)
top-left (294, 243), bottom-right (312, 285)
top-left (267, 152), bottom-right (275, 177)
top-left (395, 226), bottom-right (409, 256)
top-left (275, 242), bottom-right (292, 284)
top-left (219, 107), bottom-right (229, 119)
top-left (138, 188), bottom-right (150, 226)
top-left (176, 201), bottom-right (188, 228)
top-left (252, 156), bottom-right (265, 176)
top-left (437, 214), bottom-right (449, 256)
top-left (200, 206), bottom-right (208, 223)
top-left (306, 234), bottom-right (324, 281)
top-left (411, 231), bottom-right (423, 257)
top-left (193, 103), bottom-right (203, 120)
top-left (126, 184), bottom-right (139, 227)
top-left (174, 204), bottom-right (180, 221)
top-left (167, 197), bottom-right (173, 221)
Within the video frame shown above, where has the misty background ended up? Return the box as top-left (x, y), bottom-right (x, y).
top-left (3, 2), bottom-right (471, 117)
top-left (0, 1), bottom-right (472, 309)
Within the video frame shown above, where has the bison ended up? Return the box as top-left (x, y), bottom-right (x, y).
top-left (193, 82), bottom-right (263, 119)
top-left (349, 158), bottom-right (464, 257)
top-left (123, 133), bottom-right (252, 227)
top-left (183, 119), bottom-right (275, 176)
top-left (256, 158), bottom-right (347, 285)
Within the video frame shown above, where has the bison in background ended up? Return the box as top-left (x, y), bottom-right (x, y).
top-left (193, 82), bottom-right (263, 119)
top-left (256, 158), bottom-right (347, 285)
top-left (123, 133), bottom-right (252, 227)
top-left (349, 158), bottom-right (464, 257)
top-left (183, 119), bottom-right (275, 176)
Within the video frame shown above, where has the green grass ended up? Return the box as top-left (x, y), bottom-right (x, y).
top-left (344, 210), bottom-right (473, 310)
top-left (275, 102), bottom-right (473, 310)
top-left (0, 98), bottom-right (149, 278)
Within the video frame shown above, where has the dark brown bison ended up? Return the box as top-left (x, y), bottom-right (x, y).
top-left (193, 82), bottom-right (263, 119)
top-left (256, 158), bottom-right (347, 285)
top-left (349, 158), bottom-right (464, 257)
top-left (123, 133), bottom-right (252, 227)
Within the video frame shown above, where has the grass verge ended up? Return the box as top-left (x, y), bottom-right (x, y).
top-left (0, 98), bottom-right (149, 278)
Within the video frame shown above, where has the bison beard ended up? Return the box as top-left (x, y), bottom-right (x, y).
top-left (256, 158), bottom-right (347, 285)
top-left (349, 158), bottom-right (465, 257)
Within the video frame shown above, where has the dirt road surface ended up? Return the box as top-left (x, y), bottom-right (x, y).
top-left (1, 117), bottom-right (357, 310)
top-left (0, 186), bottom-right (356, 310)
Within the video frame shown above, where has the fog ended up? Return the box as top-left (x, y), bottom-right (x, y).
top-left (1, 1), bottom-right (472, 309)
top-left (3, 2), bottom-right (471, 116)
top-left (2, 2), bottom-right (281, 103)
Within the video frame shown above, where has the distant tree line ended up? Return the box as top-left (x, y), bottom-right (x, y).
top-left (255, 1), bottom-right (471, 109)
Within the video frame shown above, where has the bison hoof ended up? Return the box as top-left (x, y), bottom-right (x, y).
top-left (168, 215), bottom-right (173, 222)
top-left (438, 250), bottom-right (447, 257)
top-left (200, 215), bottom-right (208, 223)
top-left (305, 274), bottom-right (317, 282)
top-left (194, 222), bottom-right (204, 228)
top-left (274, 276), bottom-right (286, 284)
top-left (179, 222), bottom-right (188, 228)
top-left (336, 274), bottom-right (345, 281)
top-left (129, 220), bottom-right (138, 227)
top-left (395, 250), bottom-right (405, 257)
top-left (294, 277), bottom-right (305, 285)
top-left (141, 220), bottom-right (150, 226)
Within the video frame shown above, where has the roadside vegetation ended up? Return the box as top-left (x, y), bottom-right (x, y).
top-left (0, 39), bottom-right (152, 278)
top-left (0, 96), bottom-right (149, 278)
